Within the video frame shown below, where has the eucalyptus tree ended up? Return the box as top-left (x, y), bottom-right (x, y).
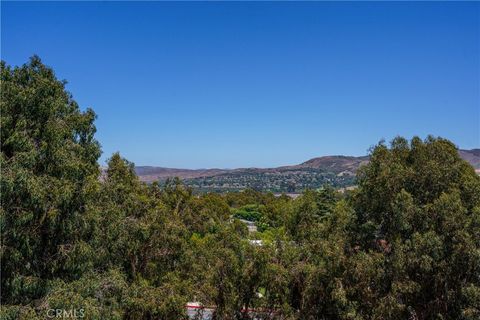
top-left (1, 56), bottom-right (101, 304)
top-left (352, 136), bottom-right (480, 319)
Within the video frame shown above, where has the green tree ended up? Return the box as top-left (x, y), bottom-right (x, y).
top-left (352, 136), bottom-right (480, 319)
top-left (1, 56), bottom-right (101, 304)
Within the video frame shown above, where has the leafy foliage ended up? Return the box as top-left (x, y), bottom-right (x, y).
top-left (1, 56), bottom-right (101, 304)
top-left (232, 204), bottom-right (263, 222)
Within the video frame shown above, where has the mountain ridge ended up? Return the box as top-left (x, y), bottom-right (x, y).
top-left (134, 149), bottom-right (480, 192)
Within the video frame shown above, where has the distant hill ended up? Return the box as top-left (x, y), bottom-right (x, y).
top-left (297, 155), bottom-right (370, 173)
top-left (135, 167), bottom-right (228, 180)
top-left (135, 149), bottom-right (480, 192)
top-left (459, 149), bottom-right (480, 170)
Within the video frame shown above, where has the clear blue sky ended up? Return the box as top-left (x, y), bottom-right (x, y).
top-left (2, 1), bottom-right (479, 168)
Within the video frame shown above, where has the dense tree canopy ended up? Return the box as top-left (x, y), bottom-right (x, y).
top-left (1, 56), bottom-right (101, 305)
top-left (1, 57), bottom-right (479, 320)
